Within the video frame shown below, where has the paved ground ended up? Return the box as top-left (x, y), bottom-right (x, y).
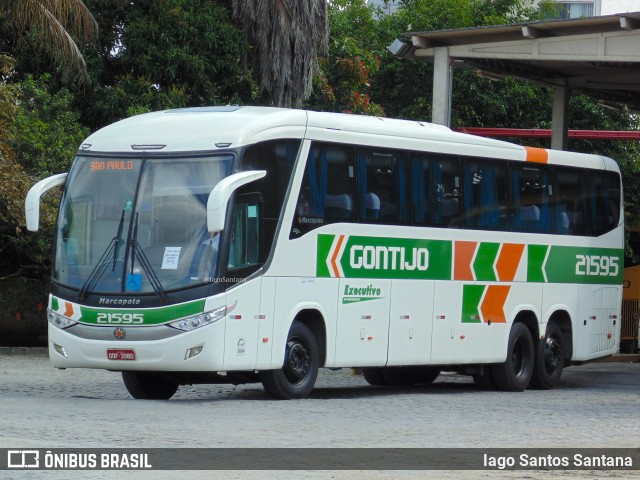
top-left (0, 351), bottom-right (638, 479)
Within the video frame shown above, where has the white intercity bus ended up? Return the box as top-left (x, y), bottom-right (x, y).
top-left (25, 106), bottom-right (623, 399)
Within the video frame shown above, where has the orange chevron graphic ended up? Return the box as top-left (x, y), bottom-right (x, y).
top-left (454, 241), bottom-right (477, 281)
top-left (480, 285), bottom-right (510, 323)
top-left (63, 302), bottom-right (74, 318)
top-left (495, 243), bottom-right (525, 281)
top-left (331, 235), bottom-right (345, 278)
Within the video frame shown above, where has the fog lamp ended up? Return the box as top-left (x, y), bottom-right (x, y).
top-left (185, 345), bottom-right (204, 360)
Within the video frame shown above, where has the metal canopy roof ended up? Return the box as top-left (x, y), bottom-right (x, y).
top-left (393, 12), bottom-right (640, 112)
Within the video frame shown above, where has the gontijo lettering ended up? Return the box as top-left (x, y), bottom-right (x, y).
top-left (317, 234), bottom-right (452, 280)
top-left (350, 245), bottom-right (429, 271)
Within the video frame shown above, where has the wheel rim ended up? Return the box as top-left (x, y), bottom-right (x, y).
top-left (511, 338), bottom-right (529, 378)
top-left (544, 336), bottom-right (562, 374)
top-left (283, 337), bottom-right (310, 385)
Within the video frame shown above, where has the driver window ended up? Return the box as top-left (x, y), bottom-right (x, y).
top-left (228, 200), bottom-right (261, 271)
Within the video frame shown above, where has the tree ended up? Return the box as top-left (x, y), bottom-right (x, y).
top-left (232, 0), bottom-right (329, 107)
top-left (0, 72), bottom-right (87, 277)
top-left (71, 0), bottom-right (256, 130)
top-left (0, 0), bottom-right (98, 82)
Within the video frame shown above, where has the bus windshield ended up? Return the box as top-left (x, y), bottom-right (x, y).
top-left (53, 155), bottom-right (234, 296)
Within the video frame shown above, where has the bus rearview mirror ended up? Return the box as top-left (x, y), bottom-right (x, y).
top-left (207, 170), bottom-right (266, 234)
top-left (25, 173), bottom-right (68, 232)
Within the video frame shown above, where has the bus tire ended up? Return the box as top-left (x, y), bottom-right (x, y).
top-left (362, 367), bottom-right (387, 386)
top-left (382, 367), bottom-right (417, 386)
top-left (260, 322), bottom-right (319, 399)
top-left (530, 322), bottom-right (565, 390)
top-left (472, 367), bottom-right (496, 390)
top-left (491, 322), bottom-right (534, 392)
top-left (122, 371), bottom-right (179, 400)
top-left (415, 367), bottom-right (440, 385)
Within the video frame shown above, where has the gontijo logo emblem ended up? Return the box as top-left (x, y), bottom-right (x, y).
top-left (317, 234), bottom-right (452, 280)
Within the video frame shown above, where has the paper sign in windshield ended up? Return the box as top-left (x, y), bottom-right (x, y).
top-left (161, 247), bottom-right (182, 270)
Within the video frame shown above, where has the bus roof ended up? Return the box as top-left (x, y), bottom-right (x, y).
top-left (79, 106), bottom-right (616, 171)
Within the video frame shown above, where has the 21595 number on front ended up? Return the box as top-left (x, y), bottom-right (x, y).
top-left (96, 313), bottom-right (144, 324)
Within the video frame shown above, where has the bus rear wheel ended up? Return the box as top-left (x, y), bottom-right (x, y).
top-left (491, 322), bottom-right (534, 392)
top-left (122, 371), bottom-right (179, 400)
top-left (260, 322), bottom-right (319, 399)
top-left (362, 367), bottom-right (387, 386)
top-left (472, 367), bottom-right (496, 390)
top-left (530, 323), bottom-right (565, 389)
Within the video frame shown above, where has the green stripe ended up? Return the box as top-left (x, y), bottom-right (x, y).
top-left (473, 242), bottom-right (500, 281)
top-left (316, 234), bottom-right (334, 277)
top-left (330, 235), bottom-right (453, 280)
top-left (78, 299), bottom-right (206, 325)
top-left (461, 285), bottom-right (485, 323)
top-left (544, 246), bottom-right (623, 285)
top-left (527, 244), bottom-right (548, 282)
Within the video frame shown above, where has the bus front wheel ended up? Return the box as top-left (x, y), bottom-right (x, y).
top-left (260, 322), bottom-right (319, 399)
top-left (122, 371), bottom-right (179, 400)
top-left (491, 322), bottom-right (534, 392)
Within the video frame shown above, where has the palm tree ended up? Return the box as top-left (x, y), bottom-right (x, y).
top-left (232, 0), bottom-right (328, 108)
top-left (0, 0), bottom-right (98, 81)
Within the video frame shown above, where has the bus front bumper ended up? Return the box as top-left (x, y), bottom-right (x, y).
top-left (47, 321), bottom-right (226, 371)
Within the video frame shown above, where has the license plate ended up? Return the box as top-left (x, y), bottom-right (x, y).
top-left (107, 349), bottom-right (136, 361)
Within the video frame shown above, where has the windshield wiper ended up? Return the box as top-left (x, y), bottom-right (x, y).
top-left (78, 210), bottom-right (125, 301)
top-left (128, 213), bottom-right (168, 301)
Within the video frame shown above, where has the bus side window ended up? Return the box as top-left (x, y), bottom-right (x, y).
top-left (228, 199), bottom-right (262, 271)
top-left (291, 143), bottom-right (356, 238)
top-left (591, 171), bottom-right (621, 236)
top-left (512, 165), bottom-right (552, 233)
top-left (410, 153), bottom-right (461, 227)
top-left (356, 147), bottom-right (410, 224)
top-left (554, 167), bottom-right (589, 234)
top-left (462, 158), bottom-right (508, 229)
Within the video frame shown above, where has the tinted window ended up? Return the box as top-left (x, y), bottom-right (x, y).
top-left (591, 171), bottom-right (621, 235)
top-left (554, 167), bottom-right (589, 234)
top-left (356, 147), bottom-right (410, 224)
top-left (512, 164), bottom-right (552, 233)
top-left (462, 158), bottom-right (508, 229)
top-left (411, 153), bottom-right (461, 226)
top-left (291, 143), bottom-right (356, 237)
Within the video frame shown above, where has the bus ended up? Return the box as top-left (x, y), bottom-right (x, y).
top-left (621, 231), bottom-right (640, 353)
top-left (25, 106), bottom-right (623, 399)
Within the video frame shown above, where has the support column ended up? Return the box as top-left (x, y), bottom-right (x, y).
top-left (551, 86), bottom-right (569, 151)
top-left (432, 47), bottom-right (452, 127)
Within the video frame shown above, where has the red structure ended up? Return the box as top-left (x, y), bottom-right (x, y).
top-left (455, 128), bottom-right (640, 140)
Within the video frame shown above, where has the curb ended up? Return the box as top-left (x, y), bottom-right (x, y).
top-left (604, 354), bottom-right (640, 363)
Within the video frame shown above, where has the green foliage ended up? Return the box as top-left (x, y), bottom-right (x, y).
top-left (11, 74), bottom-right (88, 176)
top-left (306, 0), bottom-right (385, 115)
top-left (75, 0), bottom-right (256, 129)
top-left (0, 73), bottom-right (63, 277)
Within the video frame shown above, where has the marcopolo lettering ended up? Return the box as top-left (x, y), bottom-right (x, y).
top-left (349, 245), bottom-right (429, 271)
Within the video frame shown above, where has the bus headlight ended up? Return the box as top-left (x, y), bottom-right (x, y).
top-left (48, 309), bottom-right (78, 329)
top-left (168, 302), bottom-right (236, 332)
